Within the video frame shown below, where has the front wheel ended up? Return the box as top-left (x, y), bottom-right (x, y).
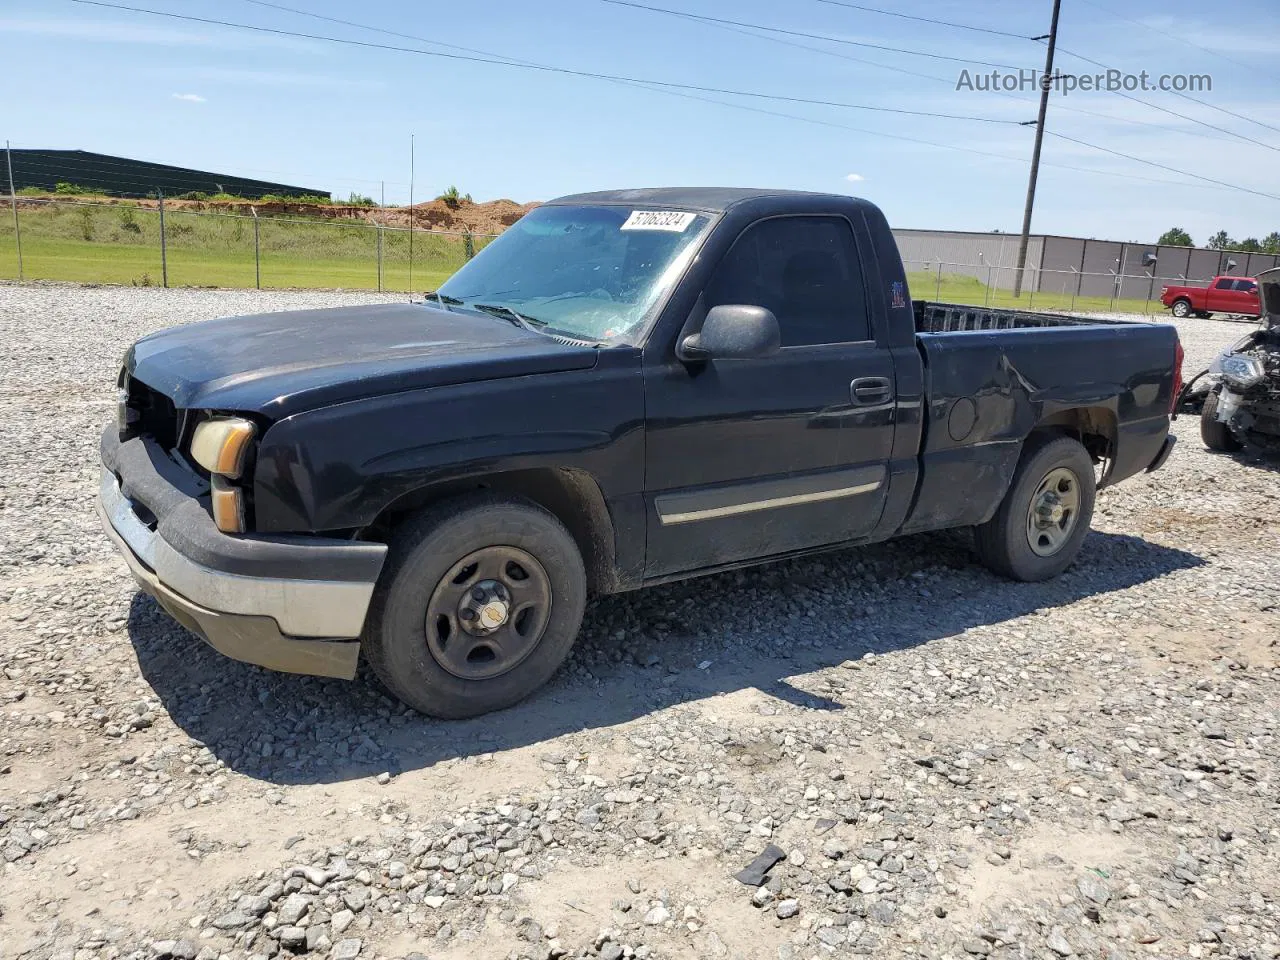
top-left (362, 494), bottom-right (587, 718)
top-left (1200, 391), bottom-right (1243, 452)
top-left (974, 435), bottom-right (1097, 582)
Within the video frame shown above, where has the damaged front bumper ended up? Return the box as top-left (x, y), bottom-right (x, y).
top-left (97, 427), bottom-right (387, 679)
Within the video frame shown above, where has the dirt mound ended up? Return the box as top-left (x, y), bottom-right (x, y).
top-left (384, 198), bottom-right (538, 235)
top-left (18, 193), bottom-right (539, 236)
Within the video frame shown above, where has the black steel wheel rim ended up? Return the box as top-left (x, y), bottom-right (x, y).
top-left (424, 545), bottom-right (552, 681)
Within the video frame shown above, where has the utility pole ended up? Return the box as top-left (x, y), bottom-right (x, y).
top-left (6, 140), bottom-right (22, 280)
top-left (408, 135), bottom-right (415, 297)
top-left (1012, 0), bottom-right (1062, 299)
top-left (157, 190), bottom-right (169, 288)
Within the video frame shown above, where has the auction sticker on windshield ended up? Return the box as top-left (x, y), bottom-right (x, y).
top-left (620, 210), bottom-right (697, 232)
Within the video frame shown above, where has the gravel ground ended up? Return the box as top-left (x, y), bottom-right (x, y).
top-left (1, 284), bottom-right (1278, 960)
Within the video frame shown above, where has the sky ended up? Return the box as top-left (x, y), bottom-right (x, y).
top-left (3, 0), bottom-right (1279, 245)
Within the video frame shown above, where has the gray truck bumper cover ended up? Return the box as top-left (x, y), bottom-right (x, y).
top-left (97, 430), bottom-right (387, 679)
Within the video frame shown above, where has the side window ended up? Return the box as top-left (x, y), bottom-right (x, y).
top-left (1239, 280), bottom-right (1258, 293)
top-left (704, 216), bottom-right (870, 346)
top-left (1214, 278), bottom-right (1234, 290)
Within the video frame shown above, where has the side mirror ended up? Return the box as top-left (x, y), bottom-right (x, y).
top-left (680, 304), bottom-right (781, 361)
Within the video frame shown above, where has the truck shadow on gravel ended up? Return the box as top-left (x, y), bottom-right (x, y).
top-left (127, 529), bottom-right (1204, 786)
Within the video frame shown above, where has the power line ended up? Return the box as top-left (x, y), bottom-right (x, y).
top-left (812, 0), bottom-right (1031, 40)
top-left (598, 0), bottom-right (1261, 152)
top-left (238, 0), bottom-right (533, 67)
top-left (1166, 90), bottom-right (1280, 138)
top-left (68, 0), bottom-right (1018, 125)
top-left (595, 0), bottom-right (954, 86)
top-left (1044, 130), bottom-right (1280, 203)
top-left (595, 0), bottom-right (1027, 69)
top-left (810, 0), bottom-right (1280, 148)
top-left (63, 0), bottom-right (1279, 203)
top-left (1053, 44), bottom-right (1280, 153)
top-left (1074, 0), bottom-right (1278, 83)
top-left (1067, 0), bottom-right (1280, 135)
top-left (238, 0), bottom-right (1258, 198)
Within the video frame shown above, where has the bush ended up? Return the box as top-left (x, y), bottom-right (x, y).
top-left (258, 193), bottom-right (332, 205)
top-left (118, 206), bottom-right (141, 234)
top-left (438, 186), bottom-right (461, 210)
top-left (347, 192), bottom-right (375, 206)
top-left (76, 206), bottom-right (95, 240)
top-left (55, 181), bottom-right (92, 195)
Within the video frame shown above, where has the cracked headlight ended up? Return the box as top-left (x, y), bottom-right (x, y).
top-left (1219, 353), bottom-right (1265, 390)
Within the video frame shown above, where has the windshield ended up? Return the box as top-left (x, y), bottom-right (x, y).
top-left (437, 204), bottom-right (711, 343)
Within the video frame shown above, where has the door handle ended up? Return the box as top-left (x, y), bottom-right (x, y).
top-left (850, 376), bottom-right (892, 406)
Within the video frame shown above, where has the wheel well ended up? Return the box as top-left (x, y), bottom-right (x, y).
top-left (1029, 407), bottom-right (1117, 467)
top-left (366, 468), bottom-right (619, 594)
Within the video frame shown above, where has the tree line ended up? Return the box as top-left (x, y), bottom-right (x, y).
top-left (1157, 227), bottom-right (1280, 254)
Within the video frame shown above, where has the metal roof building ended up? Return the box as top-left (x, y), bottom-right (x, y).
top-left (6, 149), bottom-right (329, 200)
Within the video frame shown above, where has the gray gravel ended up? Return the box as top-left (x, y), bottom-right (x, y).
top-left (2, 284), bottom-right (1278, 960)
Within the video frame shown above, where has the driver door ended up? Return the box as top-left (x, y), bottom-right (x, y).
top-left (641, 215), bottom-right (896, 578)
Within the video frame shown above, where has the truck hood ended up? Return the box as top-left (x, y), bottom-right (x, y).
top-left (126, 302), bottom-right (599, 418)
top-left (1258, 266), bottom-right (1280, 330)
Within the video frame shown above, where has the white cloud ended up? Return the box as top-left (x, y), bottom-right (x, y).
top-left (845, 173), bottom-right (866, 182)
top-left (172, 93), bottom-right (206, 103)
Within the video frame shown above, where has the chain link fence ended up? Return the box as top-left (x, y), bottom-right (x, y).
top-left (900, 257), bottom-right (1229, 316)
top-left (1, 197), bottom-right (496, 292)
top-left (0, 197), bottom-right (1248, 319)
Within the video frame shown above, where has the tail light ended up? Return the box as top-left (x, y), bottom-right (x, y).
top-left (1170, 338), bottom-right (1184, 415)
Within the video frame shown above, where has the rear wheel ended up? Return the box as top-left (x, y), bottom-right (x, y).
top-left (362, 494), bottom-right (587, 718)
top-left (1200, 390), bottom-right (1243, 452)
top-left (1170, 298), bottom-right (1192, 318)
top-left (974, 435), bottom-right (1096, 582)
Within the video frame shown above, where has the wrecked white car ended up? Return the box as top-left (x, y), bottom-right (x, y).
top-left (1180, 267), bottom-right (1280, 453)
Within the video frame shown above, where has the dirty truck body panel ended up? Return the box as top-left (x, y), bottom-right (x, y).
top-left (98, 187), bottom-right (1180, 684)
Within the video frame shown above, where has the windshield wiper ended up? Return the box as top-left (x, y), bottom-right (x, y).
top-left (422, 290), bottom-right (464, 306)
top-left (471, 302), bottom-right (547, 331)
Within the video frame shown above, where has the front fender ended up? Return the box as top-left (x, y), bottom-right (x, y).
top-left (252, 355), bottom-right (644, 533)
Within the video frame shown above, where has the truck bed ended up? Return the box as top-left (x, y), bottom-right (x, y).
top-left (896, 302), bottom-right (1178, 538)
top-left (915, 301), bottom-right (1138, 333)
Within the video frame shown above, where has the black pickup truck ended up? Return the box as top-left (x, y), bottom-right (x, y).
top-left (99, 188), bottom-right (1182, 717)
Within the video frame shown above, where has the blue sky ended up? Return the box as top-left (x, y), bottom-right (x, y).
top-left (4, 0), bottom-right (1278, 245)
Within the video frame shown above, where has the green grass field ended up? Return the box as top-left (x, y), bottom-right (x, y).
top-left (905, 270), bottom-right (1163, 317)
top-left (0, 202), bottom-right (483, 293)
top-left (0, 201), bottom-right (1166, 316)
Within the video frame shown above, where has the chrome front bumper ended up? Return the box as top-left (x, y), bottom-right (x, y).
top-left (97, 436), bottom-right (387, 680)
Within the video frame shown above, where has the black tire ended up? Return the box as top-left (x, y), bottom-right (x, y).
top-left (1200, 391), bottom-right (1243, 452)
top-left (362, 494), bottom-right (587, 718)
top-left (974, 434), bottom-right (1097, 582)
top-left (1170, 299), bottom-right (1192, 318)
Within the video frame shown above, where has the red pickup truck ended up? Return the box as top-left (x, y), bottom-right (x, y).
top-left (1161, 276), bottom-right (1260, 319)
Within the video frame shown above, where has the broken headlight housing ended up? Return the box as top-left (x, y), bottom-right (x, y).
top-left (1219, 353), bottom-right (1266, 391)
